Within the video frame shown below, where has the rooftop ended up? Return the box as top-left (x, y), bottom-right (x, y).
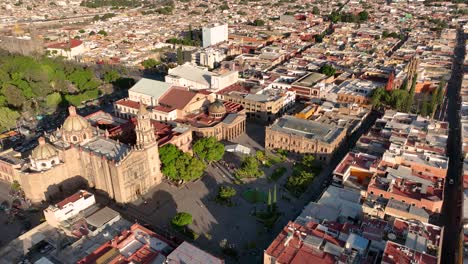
top-left (292, 72), bottom-right (327, 88)
top-left (55, 190), bottom-right (93, 210)
top-left (129, 78), bottom-right (173, 100)
top-left (269, 115), bottom-right (344, 144)
top-left (165, 241), bottom-right (224, 264)
top-left (382, 241), bottom-right (437, 264)
top-left (334, 151), bottom-right (379, 176)
top-left (78, 223), bottom-right (175, 264)
top-left (82, 137), bottom-right (129, 161)
top-left (167, 64), bottom-right (214, 87)
top-left (158, 87), bottom-right (198, 110)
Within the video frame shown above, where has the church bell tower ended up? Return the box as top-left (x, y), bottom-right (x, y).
top-left (135, 104), bottom-right (156, 148)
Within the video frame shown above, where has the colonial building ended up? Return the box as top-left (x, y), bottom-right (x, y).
top-left (0, 105), bottom-right (163, 204)
top-left (216, 81), bottom-right (296, 123)
top-left (115, 83), bottom-right (247, 142)
top-left (265, 115), bottom-right (346, 163)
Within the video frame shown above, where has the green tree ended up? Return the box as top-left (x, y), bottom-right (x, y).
top-left (301, 155), bottom-right (316, 169)
top-left (177, 47), bottom-right (183, 65)
top-left (0, 107), bottom-right (20, 131)
top-left (267, 188), bottom-right (272, 212)
top-left (358, 10), bottom-right (369, 21)
top-left (420, 94), bottom-right (430, 117)
top-left (186, 156), bottom-right (206, 181)
top-left (2, 84), bottom-right (26, 108)
top-left (193, 137), bottom-right (225, 163)
top-left (141, 58), bottom-right (161, 69)
top-left (319, 64), bottom-right (336, 77)
top-left (220, 2), bottom-right (229, 10)
top-left (159, 144), bottom-right (206, 182)
top-left (103, 69), bottom-right (120, 83)
top-left (171, 212), bottom-right (192, 231)
top-left (97, 30), bottom-right (108, 36)
top-left (273, 184), bottom-right (277, 205)
top-left (236, 156), bottom-right (263, 178)
top-left (253, 19), bottom-right (265, 26)
top-left (45, 92), bottom-right (62, 108)
top-left (312, 6), bottom-right (320, 15)
top-left (436, 81), bottom-right (445, 105)
top-left (218, 186), bottom-right (236, 200)
top-left (11, 180), bottom-right (21, 191)
top-left (329, 11), bottom-right (341, 23)
top-left (255, 150), bottom-right (265, 162)
top-left (370, 87), bottom-right (386, 108)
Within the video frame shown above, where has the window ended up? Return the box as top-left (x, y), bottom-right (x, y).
top-left (51, 160), bottom-right (56, 165)
top-left (72, 136), bottom-right (78, 142)
top-left (83, 134), bottom-right (87, 140)
top-left (42, 163), bottom-right (47, 167)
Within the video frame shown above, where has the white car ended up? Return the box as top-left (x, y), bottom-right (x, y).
top-left (449, 179), bottom-right (454, 185)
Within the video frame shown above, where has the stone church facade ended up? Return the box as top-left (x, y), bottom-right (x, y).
top-left (6, 105), bottom-right (163, 204)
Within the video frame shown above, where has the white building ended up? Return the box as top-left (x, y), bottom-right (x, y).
top-left (165, 63), bottom-right (238, 92)
top-left (46, 39), bottom-right (88, 60)
top-left (192, 48), bottom-right (227, 68)
top-left (127, 78), bottom-right (173, 107)
top-left (43, 190), bottom-right (95, 227)
top-left (202, 23), bottom-right (228, 48)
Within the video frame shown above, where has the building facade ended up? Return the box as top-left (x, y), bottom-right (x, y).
top-left (265, 116), bottom-right (346, 163)
top-left (2, 105), bottom-right (163, 204)
top-left (202, 23), bottom-right (228, 48)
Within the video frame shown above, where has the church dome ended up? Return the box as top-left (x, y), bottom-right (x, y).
top-left (208, 100), bottom-right (226, 116)
top-left (31, 137), bottom-right (57, 160)
top-left (63, 106), bottom-right (90, 132)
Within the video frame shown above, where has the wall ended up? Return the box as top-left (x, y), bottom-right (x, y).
top-left (265, 128), bottom-right (346, 163)
top-left (202, 24), bottom-right (228, 48)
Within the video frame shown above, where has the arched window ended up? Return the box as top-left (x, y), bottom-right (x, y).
top-left (51, 160), bottom-right (56, 165)
top-left (42, 163), bottom-right (47, 167)
top-left (72, 136), bottom-right (78, 142)
top-left (83, 133), bottom-right (87, 140)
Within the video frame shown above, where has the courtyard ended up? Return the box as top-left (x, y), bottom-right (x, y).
top-left (115, 159), bottom-right (301, 264)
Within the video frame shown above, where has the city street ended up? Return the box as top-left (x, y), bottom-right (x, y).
top-left (441, 29), bottom-right (465, 264)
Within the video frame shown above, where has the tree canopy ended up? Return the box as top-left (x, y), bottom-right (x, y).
top-left (159, 144), bottom-right (206, 182)
top-left (312, 6), bottom-right (320, 15)
top-left (103, 69), bottom-right (120, 83)
top-left (0, 52), bottom-right (109, 131)
top-left (218, 186), bottom-right (236, 200)
top-left (286, 154), bottom-right (321, 197)
top-left (235, 156), bottom-right (263, 178)
top-left (141, 58), bottom-right (161, 69)
top-left (329, 10), bottom-right (369, 23)
top-left (192, 137), bottom-right (224, 163)
top-left (171, 212), bottom-right (192, 229)
top-left (319, 64), bottom-right (336, 77)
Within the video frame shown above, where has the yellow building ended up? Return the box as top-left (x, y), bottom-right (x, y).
top-left (0, 105), bottom-right (163, 204)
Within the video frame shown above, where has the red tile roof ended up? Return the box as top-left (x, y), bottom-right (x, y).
top-left (115, 99), bottom-right (141, 109)
top-left (56, 190), bottom-right (91, 209)
top-left (382, 241), bottom-right (437, 264)
top-left (265, 221), bottom-right (341, 264)
top-left (159, 87), bottom-right (197, 110)
top-left (78, 224), bottom-right (176, 264)
top-left (47, 39), bottom-right (83, 49)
